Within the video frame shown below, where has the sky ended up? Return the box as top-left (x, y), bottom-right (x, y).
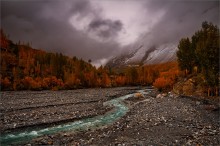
top-left (1, 0), bottom-right (219, 67)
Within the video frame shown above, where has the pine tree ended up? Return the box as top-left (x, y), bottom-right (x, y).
top-left (195, 22), bottom-right (219, 88)
top-left (177, 21), bottom-right (219, 95)
top-left (176, 37), bottom-right (194, 74)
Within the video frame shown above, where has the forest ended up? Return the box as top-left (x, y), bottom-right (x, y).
top-left (1, 21), bottom-right (219, 95)
top-left (0, 29), bottom-right (178, 91)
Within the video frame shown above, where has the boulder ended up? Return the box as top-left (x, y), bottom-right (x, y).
top-left (173, 78), bottom-right (199, 96)
top-left (134, 93), bottom-right (144, 98)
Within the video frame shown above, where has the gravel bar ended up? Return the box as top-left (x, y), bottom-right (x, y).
top-left (1, 87), bottom-right (219, 145)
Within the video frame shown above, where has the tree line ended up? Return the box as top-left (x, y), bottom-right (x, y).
top-left (0, 29), bottom-right (178, 91)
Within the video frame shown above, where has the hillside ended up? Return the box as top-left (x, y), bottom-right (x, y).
top-left (0, 29), bottom-right (113, 90)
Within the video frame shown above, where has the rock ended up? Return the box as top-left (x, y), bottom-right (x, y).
top-left (161, 116), bottom-right (166, 122)
top-left (145, 99), bottom-right (150, 102)
top-left (162, 93), bottom-right (167, 97)
top-left (48, 141), bottom-right (53, 145)
top-left (186, 140), bottom-right (192, 145)
top-left (39, 139), bottom-right (49, 145)
top-left (13, 123), bottom-right (17, 128)
top-left (156, 94), bottom-right (163, 99)
top-left (63, 133), bottom-right (68, 137)
top-left (196, 101), bottom-right (200, 105)
top-left (134, 93), bottom-right (144, 98)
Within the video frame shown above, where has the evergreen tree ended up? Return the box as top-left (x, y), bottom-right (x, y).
top-left (176, 37), bottom-right (194, 74)
top-left (195, 22), bottom-right (219, 87)
top-left (177, 21), bottom-right (219, 94)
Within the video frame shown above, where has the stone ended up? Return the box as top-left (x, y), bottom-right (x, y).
top-left (196, 101), bottom-right (200, 105)
top-left (156, 94), bottom-right (163, 99)
top-left (134, 93), bottom-right (144, 98)
top-left (48, 141), bottom-right (53, 145)
top-left (162, 93), bottom-right (168, 97)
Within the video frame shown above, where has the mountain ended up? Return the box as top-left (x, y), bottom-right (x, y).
top-left (106, 43), bottom-right (177, 68)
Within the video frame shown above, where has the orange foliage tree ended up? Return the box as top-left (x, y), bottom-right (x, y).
top-left (115, 76), bottom-right (126, 86)
top-left (153, 62), bottom-right (179, 91)
top-left (1, 77), bottom-right (11, 90)
top-left (21, 76), bottom-right (41, 90)
top-left (153, 77), bottom-right (173, 91)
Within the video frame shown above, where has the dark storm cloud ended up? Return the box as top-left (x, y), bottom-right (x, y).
top-left (140, 0), bottom-right (219, 47)
top-left (69, 0), bottom-right (94, 15)
top-left (1, 0), bottom-right (219, 66)
top-left (1, 0), bottom-right (121, 63)
top-left (88, 19), bottom-right (123, 38)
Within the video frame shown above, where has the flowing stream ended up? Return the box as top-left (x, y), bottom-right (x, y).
top-left (0, 89), bottom-right (150, 145)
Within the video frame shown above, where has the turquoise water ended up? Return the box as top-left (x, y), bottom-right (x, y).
top-left (1, 90), bottom-right (148, 145)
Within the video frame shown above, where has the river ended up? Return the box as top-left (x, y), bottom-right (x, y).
top-left (0, 88), bottom-right (151, 145)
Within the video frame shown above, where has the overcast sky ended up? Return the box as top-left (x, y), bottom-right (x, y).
top-left (1, 0), bottom-right (219, 67)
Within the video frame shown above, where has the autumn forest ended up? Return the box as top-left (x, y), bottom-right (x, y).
top-left (0, 29), bottom-right (180, 91)
top-left (0, 22), bottom-right (219, 96)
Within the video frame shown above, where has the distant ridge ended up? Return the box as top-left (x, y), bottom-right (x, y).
top-left (106, 43), bottom-right (177, 68)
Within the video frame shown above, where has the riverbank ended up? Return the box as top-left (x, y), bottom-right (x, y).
top-left (1, 87), bottom-right (140, 133)
top-left (1, 87), bottom-right (219, 145)
top-left (31, 91), bottom-right (219, 145)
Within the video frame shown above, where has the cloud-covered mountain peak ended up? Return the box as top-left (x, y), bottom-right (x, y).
top-left (106, 42), bottom-right (177, 68)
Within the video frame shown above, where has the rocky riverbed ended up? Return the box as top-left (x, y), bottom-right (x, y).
top-left (1, 87), bottom-right (219, 145)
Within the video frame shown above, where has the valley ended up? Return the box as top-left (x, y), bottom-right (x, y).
top-left (1, 1), bottom-right (219, 145)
